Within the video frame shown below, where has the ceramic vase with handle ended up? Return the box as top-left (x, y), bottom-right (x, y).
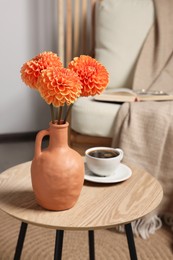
top-left (31, 121), bottom-right (84, 211)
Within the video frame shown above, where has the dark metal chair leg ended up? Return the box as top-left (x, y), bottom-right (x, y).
top-left (125, 223), bottom-right (138, 260)
top-left (88, 230), bottom-right (95, 260)
top-left (54, 230), bottom-right (64, 260)
top-left (14, 222), bottom-right (28, 260)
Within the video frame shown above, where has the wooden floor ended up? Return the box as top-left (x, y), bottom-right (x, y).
top-left (71, 144), bottom-right (91, 156)
top-left (70, 130), bottom-right (112, 156)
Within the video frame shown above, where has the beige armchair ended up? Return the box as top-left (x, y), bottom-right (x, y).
top-left (57, 0), bottom-right (155, 153)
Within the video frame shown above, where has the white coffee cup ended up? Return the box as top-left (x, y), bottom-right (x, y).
top-left (85, 147), bottom-right (124, 177)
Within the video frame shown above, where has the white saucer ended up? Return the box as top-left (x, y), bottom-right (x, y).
top-left (84, 163), bottom-right (132, 184)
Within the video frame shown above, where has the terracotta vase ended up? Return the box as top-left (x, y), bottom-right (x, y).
top-left (31, 121), bottom-right (84, 211)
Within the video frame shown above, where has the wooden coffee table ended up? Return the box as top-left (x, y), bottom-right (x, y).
top-left (0, 161), bottom-right (163, 260)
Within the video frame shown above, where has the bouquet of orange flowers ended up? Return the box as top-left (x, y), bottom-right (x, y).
top-left (20, 51), bottom-right (109, 124)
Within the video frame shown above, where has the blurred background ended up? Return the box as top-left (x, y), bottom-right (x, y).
top-left (0, 0), bottom-right (58, 171)
top-left (0, 0), bottom-right (58, 135)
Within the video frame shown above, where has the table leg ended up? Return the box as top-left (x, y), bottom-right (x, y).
top-left (88, 230), bottom-right (95, 260)
top-left (125, 223), bottom-right (138, 260)
top-left (54, 230), bottom-right (64, 260)
top-left (14, 222), bottom-right (28, 260)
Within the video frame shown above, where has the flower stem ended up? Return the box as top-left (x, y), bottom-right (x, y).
top-left (64, 104), bottom-right (73, 123)
top-left (50, 104), bottom-right (55, 124)
top-left (58, 106), bottom-right (63, 124)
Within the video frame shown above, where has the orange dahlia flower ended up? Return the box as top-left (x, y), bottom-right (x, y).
top-left (37, 68), bottom-right (82, 107)
top-left (68, 55), bottom-right (109, 96)
top-left (20, 52), bottom-right (63, 89)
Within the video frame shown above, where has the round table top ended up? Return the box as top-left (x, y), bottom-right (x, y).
top-left (0, 161), bottom-right (163, 230)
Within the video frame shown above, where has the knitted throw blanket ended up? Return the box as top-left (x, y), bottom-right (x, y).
top-left (112, 101), bottom-right (173, 239)
top-left (111, 0), bottom-right (173, 239)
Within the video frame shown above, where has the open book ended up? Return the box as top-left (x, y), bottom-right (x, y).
top-left (94, 88), bottom-right (173, 103)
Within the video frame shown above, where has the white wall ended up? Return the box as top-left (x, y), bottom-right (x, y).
top-left (0, 0), bottom-right (57, 134)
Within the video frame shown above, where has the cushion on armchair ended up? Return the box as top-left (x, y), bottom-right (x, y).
top-left (71, 0), bottom-right (154, 138)
top-left (95, 0), bottom-right (154, 89)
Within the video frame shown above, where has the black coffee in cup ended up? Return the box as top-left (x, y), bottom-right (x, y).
top-left (88, 149), bottom-right (119, 159)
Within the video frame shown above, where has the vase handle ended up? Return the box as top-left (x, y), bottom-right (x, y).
top-left (34, 129), bottom-right (49, 158)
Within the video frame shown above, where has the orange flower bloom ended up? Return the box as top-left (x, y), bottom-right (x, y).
top-left (20, 52), bottom-right (109, 124)
top-left (37, 68), bottom-right (82, 107)
top-left (20, 52), bottom-right (63, 89)
top-left (68, 55), bottom-right (109, 96)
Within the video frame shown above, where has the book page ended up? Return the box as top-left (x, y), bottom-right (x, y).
top-left (94, 88), bottom-right (173, 103)
top-left (94, 88), bottom-right (137, 103)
